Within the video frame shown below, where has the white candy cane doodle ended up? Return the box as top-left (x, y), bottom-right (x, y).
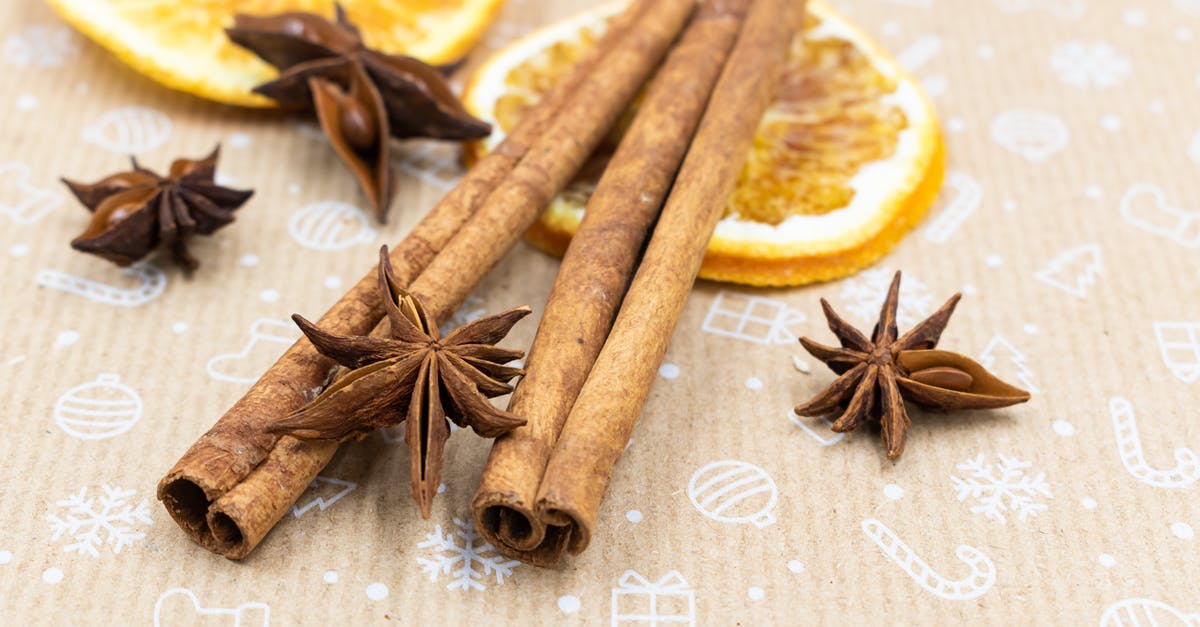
top-left (925, 171), bottom-right (982, 243)
top-left (1109, 398), bottom-right (1200, 489)
top-left (786, 409), bottom-right (844, 446)
top-left (861, 518), bottom-right (996, 601)
top-left (1100, 597), bottom-right (1200, 627)
top-left (35, 263), bottom-right (166, 307)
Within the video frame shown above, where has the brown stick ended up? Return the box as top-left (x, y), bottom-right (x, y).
top-left (531, 0), bottom-right (805, 563)
top-left (157, 0), bottom-right (679, 559)
top-left (471, 0), bottom-right (753, 566)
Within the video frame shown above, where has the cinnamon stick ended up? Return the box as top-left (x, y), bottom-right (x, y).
top-left (532, 0), bottom-right (805, 564)
top-left (157, 0), bottom-right (686, 559)
top-left (472, 0), bottom-right (753, 566)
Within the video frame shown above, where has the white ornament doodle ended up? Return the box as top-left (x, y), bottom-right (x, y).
top-left (951, 454), bottom-right (1052, 524)
top-left (994, 0), bottom-right (1084, 18)
top-left (35, 262), bottom-right (167, 307)
top-left (206, 319), bottom-right (300, 385)
top-left (48, 484), bottom-right (152, 557)
top-left (700, 291), bottom-right (805, 345)
top-left (53, 374), bottom-right (141, 440)
top-left (925, 171), bottom-right (982, 243)
top-left (292, 476), bottom-right (358, 518)
top-left (1033, 244), bottom-right (1103, 298)
top-left (1, 161), bottom-right (61, 224)
top-left (1109, 397), bottom-right (1200, 489)
top-left (1100, 598), bottom-right (1200, 627)
top-left (861, 518), bottom-right (996, 601)
top-left (3, 25), bottom-right (80, 67)
top-left (990, 109), bottom-right (1070, 162)
top-left (978, 335), bottom-right (1040, 394)
top-left (153, 588), bottom-right (270, 627)
top-left (611, 570), bottom-right (695, 627)
top-left (1154, 321), bottom-right (1200, 384)
top-left (82, 106), bottom-right (172, 154)
top-left (687, 460), bottom-right (778, 527)
top-left (1119, 184), bottom-right (1200, 249)
top-left (786, 409), bottom-right (844, 446)
top-left (287, 201), bottom-right (377, 251)
top-left (839, 268), bottom-right (933, 328)
top-left (417, 517), bottom-right (519, 591)
top-left (396, 140), bottom-right (466, 191)
top-left (1050, 42), bottom-right (1131, 89)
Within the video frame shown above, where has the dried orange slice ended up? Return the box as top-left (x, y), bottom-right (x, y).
top-left (46, 0), bottom-right (505, 107)
top-left (462, 0), bottom-right (944, 286)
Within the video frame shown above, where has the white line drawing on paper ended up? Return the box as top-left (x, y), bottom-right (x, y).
top-left (206, 319), bottom-right (300, 384)
top-left (979, 335), bottom-right (1040, 393)
top-left (82, 106), bottom-right (172, 154)
top-left (53, 374), bottom-right (141, 440)
top-left (1, 161), bottom-right (62, 224)
top-left (1109, 397), bottom-right (1200, 489)
top-left (1174, 0), bottom-right (1200, 17)
top-left (787, 409), bottom-right (844, 446)
top-left (1050, 42), bottom-right (1131, 89)
top-left (1119, 184), bottom-right (1200, 249)
top-left (153, 588), bottom-right (270, 627)
top-left (417, 517), bottom-right (519, 591)
top-left (951, 454), bottom-right (1052, 524)
top-left (1099, 597), bottom-right (1200, 627)
top-left (396, 140), bottom-right (466, 191)
top-left (897, 35), bottom-right (942, 71)
top-left (861, 518), bottom-right (996, 601)
top-left (611, 570), bottom-right (695, 627)
top-left (35, 262), bottom-right (167, 307)
top-left (287, 201), bottom-right (377, 251)
top-left (292, 477), bottom-right (358, 518)
top-left (48, 484), bottom-right (152, 557)
top-left (1033, 244), bottom-right (1102, 298)
top-left (1154, 322), bottom-right (1200, 384)
top-left (990, 109), bottom-right (1070, 162)
top-left (994, 0), bottom-right (1085, 19)
top-left (925, 171), bottom-right (982, 243)
top-left (687, 460), bottom-right (778, 527)
top-left (3, 25), bottom-right (80, 67)
top-left (840, 268), bottom-right (933, 328)
top-left (701, 291), bottom-right (805, 345)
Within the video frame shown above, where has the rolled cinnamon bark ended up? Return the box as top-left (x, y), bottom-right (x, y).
top-left (158, 0), bottom-right (683, 559)
top-left (531, 0), bottom-right (805, 563)
top-left (472, 0), bottom-right (753, 566)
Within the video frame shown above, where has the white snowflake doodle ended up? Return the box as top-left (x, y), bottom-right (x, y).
top-left (417, 517), bottom-right (519, 591)
top-left (1049, 42), bottom-right (1131, 89)
top-left (838, 268), bottom-right (933, 328)
top-left (951, 454), bottom-right (1052, 524)
top-left (48, 485), bottom-right (152, 557)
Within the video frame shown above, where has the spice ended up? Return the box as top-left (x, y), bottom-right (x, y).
top-left (64, 147), bottom-right (251, 270)
top-left (794, 271), bottom-right (1030, 459)
top-left (271, 246), bottom-right (530, 516)
top-left (473, 0), bottom-right (751, 566)
top-left (226, 7), bottom-right (490, 221)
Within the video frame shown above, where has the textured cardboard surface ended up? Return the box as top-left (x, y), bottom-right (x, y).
top-left (1, 0), bottom-right (1198, 624)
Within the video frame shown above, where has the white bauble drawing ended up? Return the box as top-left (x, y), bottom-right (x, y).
top-left (990, 109), bottom-right (1069, 162)
top-left (54, 374), bottom-right (142, 440)
top-left (687, 460), bottom-right (778, 527)
top-left (82, 106), bottom-right (172, 154)
top-left (1100, 598), bottom-right (1200, 627)
top-left (287, 201), bottom-right (377, 251)
top-left (1049, 42), bottom-right (1131, 89)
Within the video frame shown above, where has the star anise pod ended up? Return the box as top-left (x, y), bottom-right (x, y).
top-left (64, 147), bottom-right (252, 271)
top-left (226, 6), bottom-right (491, 222)
top-left (795, 272), bottom-right (1030, 460)
top-left (270, 246), bottom-right (530, 516)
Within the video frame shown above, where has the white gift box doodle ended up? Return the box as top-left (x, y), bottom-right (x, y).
top-left (611, 570), bottom-right (695, 626)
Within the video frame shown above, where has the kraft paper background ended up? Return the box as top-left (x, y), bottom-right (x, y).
top-left (1, 0), bottom-right (1198, 624)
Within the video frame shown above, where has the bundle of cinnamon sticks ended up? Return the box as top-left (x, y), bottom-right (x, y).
top-left (158, 0), bottom-right (803, 564)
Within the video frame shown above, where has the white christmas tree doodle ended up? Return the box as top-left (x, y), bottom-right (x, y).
top-left (978, 335), bottom-right (1040, 393)
top-left (951, 454), bottom-right (1052, 524)
top-left (416, 517), bottom-right (519, 591)
top-left (839, 268), bottom-right (933, 328)
top-left (1034, 244), bottom-right (1103, 298)
top-left (48, 484), bottom-right (153, 557)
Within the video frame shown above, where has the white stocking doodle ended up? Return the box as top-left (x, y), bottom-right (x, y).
top-left (861, 518), bottom-right (996, 601)
top-left (1109, 398), bottom-right (1200, 489)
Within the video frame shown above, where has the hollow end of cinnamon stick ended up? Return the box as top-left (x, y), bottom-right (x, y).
top-left (158, 477), bottom-right (214, 539)
top-left (476, 501), bottom-right (575, 568)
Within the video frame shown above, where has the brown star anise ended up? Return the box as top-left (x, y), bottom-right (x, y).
top-left (795, 271), bottom-right (1030, 460)
top-left (226, 7), bottom-right (491, 222)
top-left (64, 147), bottom-right (252, 271)
top-left (270, 246), bottom-right (530, 516)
